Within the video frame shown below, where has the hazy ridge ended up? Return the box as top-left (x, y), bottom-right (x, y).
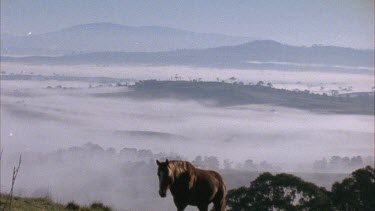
top-left (2, 40), bottom-right (373, 73)
top-left (0, 23), bottom-right (254, 55)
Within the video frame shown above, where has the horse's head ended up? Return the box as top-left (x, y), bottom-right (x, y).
top-left (156, 159), bottom-right (173, 198)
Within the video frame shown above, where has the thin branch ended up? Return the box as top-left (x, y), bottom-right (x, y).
top-left (1, 154), bottom-right (22, 211)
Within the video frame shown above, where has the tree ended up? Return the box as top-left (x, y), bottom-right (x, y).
top-left (229, 77), bottom-right (237, 83)
top-left (350, 156), bottom-right (363, 168)
top-left (192, 156), bottom-right (204, 168)
top-left (227, 172), bottom-right (331, 211)
top-left (258, 161), bottom-right (272, 171)
top-left (256, 81), bottom-right (264, 86)
top-left (223, 159), bottom-right (233, 170)
top-left (204, 156), bottom-right (220, 170)
top-left (313, 158), bottom-right (328, 172)
top-left (266, 82), bottom-right (273, 88)
top-left (330, 90), bottom-right (339, 96)
top-left (227, 187), bottom-right (250, 211)
top-left (243, 159), bottom-right (257, 171)
top-left (331, 166), bottom-right (374, 211)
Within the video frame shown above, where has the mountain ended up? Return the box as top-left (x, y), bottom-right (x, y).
top-left (0, 23), bottom-right (255, 55)
top-left (3, 40), bottom-right (373, 73)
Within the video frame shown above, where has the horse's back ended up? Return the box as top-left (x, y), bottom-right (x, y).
top-left (207, 170), bottom-right (226, 201)
top-left (194, 168), bottom-right (226, 202)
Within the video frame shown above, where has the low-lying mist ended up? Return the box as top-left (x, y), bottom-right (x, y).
top-left (1, 80), bottom-right (373, 163)
top-left (2, 63), bottom-right (374, 94)
top-left (1, 64), bottom-right (374, 210)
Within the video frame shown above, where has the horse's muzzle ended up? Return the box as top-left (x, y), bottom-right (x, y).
top-left (159, 190), bottom-right (167, 198)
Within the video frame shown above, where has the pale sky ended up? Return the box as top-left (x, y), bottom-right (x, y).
top-left (1, 0), bottom-right (374, 49)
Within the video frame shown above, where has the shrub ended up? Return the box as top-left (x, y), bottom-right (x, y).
top-left (90, 202), bottom-right (112, 211)
top-left (65, 201), bottom-right (80, 210)
top-left (227, 172), bottom-right (331, 210)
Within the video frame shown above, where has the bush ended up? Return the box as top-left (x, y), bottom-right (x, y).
top-left (90, 202), bottom-right (112, 211)
top-left (227, 172), bottom-right (331, 210)
top-left (227, 166), bottom-right (375, 211)
top-left (65, 202), bottom-right (80, 210)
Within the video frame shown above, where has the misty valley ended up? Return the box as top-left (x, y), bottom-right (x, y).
top-left (0, 63), bottom-right (374, 210)
top-left (2, 2), bottom-right (375, 210)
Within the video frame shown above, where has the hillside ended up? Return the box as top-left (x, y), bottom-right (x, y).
top-left (95, 80), bottom-right (374, 115)
top-left (3, 40), bottom-right (373, 72)
top-left (0, 23), bottom-right (254, 55)
top-left (0, 194), bottom-right (112, 211)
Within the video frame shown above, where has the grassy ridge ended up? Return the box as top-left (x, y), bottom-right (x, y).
top-left (0, 194), bottom-right (64, 211)
top-left (99, 80), bottom-right (374, 115)
top-left (0, 194), bottom-right (111, 211)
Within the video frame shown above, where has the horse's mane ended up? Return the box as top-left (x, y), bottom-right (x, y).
top-left (168, 160), bottom-right (195, 179)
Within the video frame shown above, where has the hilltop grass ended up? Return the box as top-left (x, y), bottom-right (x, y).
top-left (0, 194), bottom-right (112, 211)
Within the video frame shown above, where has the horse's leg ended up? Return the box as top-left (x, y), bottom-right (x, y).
top-left (197, 204), bottom-right (208, 211)
top-left (174, 198), bottom-right (187, 211)
top-left (176, 204), bottom-right (187, 211)
top-left (213, 199), bottom-right (226, 211)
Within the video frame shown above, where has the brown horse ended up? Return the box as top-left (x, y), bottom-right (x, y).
top-left (156, 159), bottom-right (226, 211)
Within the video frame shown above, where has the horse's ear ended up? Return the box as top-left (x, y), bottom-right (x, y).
top-left (166, 159), bottom-right (169, 164)
top-left (156, 160), bottom-right (161, 166)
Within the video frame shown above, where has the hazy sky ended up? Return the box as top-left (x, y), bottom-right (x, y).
top-left (1, 0), bottom-right (374, 49)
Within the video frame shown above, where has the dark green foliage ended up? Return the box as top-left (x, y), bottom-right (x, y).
top-left (331, 166), bottom-right (375, 211)
top-left (227, 172), bottom-right (331, 211)
top-left (227, 187), bottom-right (251, 211)
top-left (65, 201), bottom-right (113, 211)
top-left (227, 166), bottom-right (375, 211)
top-left (90, 202), bottom-right (112, 211)
top-left (65, 202), bottom-right (80, 210)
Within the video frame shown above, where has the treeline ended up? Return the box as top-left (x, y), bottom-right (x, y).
top-left (313, 156), bottom-right (373, 173)
top-left (11, 142), bottom-right (370, 173)
top-left (53, 143), bottom-right (282, 172)
top-left (227, 166), bottom-right (375, 211)
top-left (191, 156), bottom-right (282, 172)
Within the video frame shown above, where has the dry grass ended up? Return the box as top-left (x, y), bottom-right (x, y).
top-left (0, 194), bottom-right (112, 211)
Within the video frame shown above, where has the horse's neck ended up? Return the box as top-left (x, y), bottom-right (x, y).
top-left (170, 162), bottom-right (196, 189)
top-left (170, 172), bottom-right (193, 196)
top-left (171, 161), bottom-right (193, 178)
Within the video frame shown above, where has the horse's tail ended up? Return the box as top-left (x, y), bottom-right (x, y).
top-left (220, 182), bottom-right (227, 211)
top-left (214, 181), bottom-right (227, 211)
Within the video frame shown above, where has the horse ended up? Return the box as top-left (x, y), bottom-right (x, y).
top-left (156, 159), bottom-right (227, 211)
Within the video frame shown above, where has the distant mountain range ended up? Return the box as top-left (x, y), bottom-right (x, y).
top-left (2, 40), bottom-right (373, 73)
top-left (0, 23), bottom-right (255, 55)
